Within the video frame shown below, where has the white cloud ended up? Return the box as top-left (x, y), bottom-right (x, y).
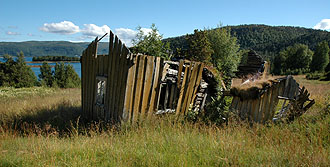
top-left (114, 28), bottom-right (138, 47)
top-left (40, 21), bottom-right (80, 34)
top-left (81, 24), bottom-right (110, 38)
top-left (6, 31), bottom-right (20, 35)
top-left (113, 28), bottom-right (153, 47)
top-left (313, 19), bottom-right (330, 30)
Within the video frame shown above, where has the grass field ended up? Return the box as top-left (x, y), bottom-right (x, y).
top-left (0, 76), bottom-right (329, 166)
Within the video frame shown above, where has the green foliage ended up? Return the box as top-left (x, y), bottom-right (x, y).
top-left (132, 24), bottom-right (171, 60)
top-left (306, 72), bottom-right (323, 80)
top-left (33, 56), bottom-right (80, 61)
top-left (0, 52), bottom-right (37, 88)
top-left (39, 62), bottom-right (54, 87)
top-left (53, 62), bottom-right (80, 88)
top-left (207, 26), bottom-right (241, 79)
top-left (274, 44), bottom-right (313, 74)
top-left (185, 29), bottom-right (213, 63)
top-left (310, 41), bottom-right (330, 72)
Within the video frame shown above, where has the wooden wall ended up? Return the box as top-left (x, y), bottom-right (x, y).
top-left (81, 31), bottom-right (205, 123)
top-left (230, 75), bottom-right (300, 123)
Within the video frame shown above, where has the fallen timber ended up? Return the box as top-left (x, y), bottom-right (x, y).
top-left (225, 75), bottom-right (315, 123)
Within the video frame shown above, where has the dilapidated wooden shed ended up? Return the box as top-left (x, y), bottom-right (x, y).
top-left (81, 31), bottom-right (209, 122)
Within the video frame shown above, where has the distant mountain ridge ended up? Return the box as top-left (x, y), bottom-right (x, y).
top-left (1, 24), bottom-right (330, 58)
top-left (163, 24), bottom-right (330, 60)
top-left (0, 41), bottom-right (109, 57)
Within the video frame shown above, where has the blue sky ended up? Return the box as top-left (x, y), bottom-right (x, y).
top-left (1, 0), bottom-right (329, 46)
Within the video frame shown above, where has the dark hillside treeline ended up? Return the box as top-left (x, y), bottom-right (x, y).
top-left (163, 24), bottom-right (330, 60)
top-left (0, 41), bottom-right (109, 57)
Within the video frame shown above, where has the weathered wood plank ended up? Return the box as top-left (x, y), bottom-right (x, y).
top-left (132, 55), bottom-right (147, 122)
top-left (109, 36), bottom-right (119, 121)
top-left (175, 65), bottom-right (189, 115)
top-left (140, 56), bottom-right (155, 119)
top-left (128, 55), bottom-right (139, 122)
top-left (113, 40), bottom-right (124, 121)
top-left (148, 57), bottom-right (162, 118)
top-left (183, 63), bottom-right (201, 114)
top-left (105, 31), bottom-right (114, 121)
top-left (118, 47), bottom-right (129, 121)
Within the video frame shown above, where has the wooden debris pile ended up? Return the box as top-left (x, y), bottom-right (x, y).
top-left (227, 75), bottom-right (315, 123)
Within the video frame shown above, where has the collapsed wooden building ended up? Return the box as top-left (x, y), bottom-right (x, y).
top-left (81, 31), bottom-right (314, 124)
top-left (81, 31), bottom-right (212, 122)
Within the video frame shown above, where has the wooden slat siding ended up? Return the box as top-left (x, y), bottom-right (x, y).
top-left (178, 62), bottom-right (192, 115)
top-left (132, 55), bottom-right (146, 122)
top-left (94, 56), bottom-right (100, 119)
top-left (109, 36), bottom-right (119, 121)
top-left (127, 55), bottom-right (139, 122)
top-left (105, 31), bottom-right (114, 121)
top-left (267, 83), bottom-right (280, 121)
top-left (81, 50), bottom-right (86, 118)
top-left (164, 84), bottom-right (169, 109)
top-left (180, 62), bottom-right (193, 114)
top-left (102, 55), bottom-right (109, 119)
top-left (140, 56), bottom-right (155, 119)
top-left (91, 38), bottom-right (98, 120)
top-left (248, 99), bottom-right (257, 121)
top-left (241, 100), bottom-right (249, 120)
top-left (262, 87), bottom-right (273, 123)
top-left (252, 99), bottom-right (260, 122)
top-left (148, 57), bottom-right (162, 118)
top-left (122, 54), bottom-right (133, 121)
top-left (87, 41), bottom-right (95, 119)
top-left (256, 93), bottom-right (265, 123)
top-left (174, 60), bottom-right (184, 106)
top-left (113, 40), bottom-right (123, 121)
top-left (190, 63), bottom-right (205, 107)
top-left (169, 83), bottom-right (175, 109)
top-left (175, 65), bottom-right (189, 115)
top-left (183, 63), bottom-right (201, 114)
top-left (118, 47), bottom-right (130, 121)
top-left (230, 96), bottom-right (238, 109)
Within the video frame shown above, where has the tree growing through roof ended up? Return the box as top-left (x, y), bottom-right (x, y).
top-left (132, 24), bottom-right (171, 60)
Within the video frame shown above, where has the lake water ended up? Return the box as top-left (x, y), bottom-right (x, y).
top-left (0, 57), bottom-right (81, 78)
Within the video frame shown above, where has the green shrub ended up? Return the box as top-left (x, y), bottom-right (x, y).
top-left (306, 72), bottom-right (323, 80)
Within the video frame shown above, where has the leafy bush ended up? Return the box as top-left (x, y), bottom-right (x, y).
top-left (0, 52), bottom-right (37, 88)
top-left (306, 72), bottom-right (323, 80)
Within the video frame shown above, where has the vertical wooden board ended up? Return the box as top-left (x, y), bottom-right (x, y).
top-left (169, 83), bottom-right (176, 109)
top-left (109, 36), bottom-right (119, 121)
top-left (262, 87), bottom-right (273, 123)
top-left (81, 51), bottom-right (86, 118)
top-left (246, 100), bottom-right (254, 121)
top-left (180, 62), bottom-right (193, 115)
top-left (132, 55), bottom-right (147, 122)
top-left (122, 54), bottom-right (134, 121)
top-left (240, 99), bottom-right (249, 120)
top-left (257, 92), bottom-right (268, 123)
top-left (183, 63), bottom-right (201, 114)
top-left (268, 84), bottom-right (280, 121)
top-left (176, 63), bottom-right (191, 115)
top-left (190, 63), bottom-right (205, 106)
top-left (94, 57), bottom-right (100, 119)
top-left (175, 65), bottom-right (189, 115)
top-left (148, 57), bottom-right (162, 118)
top-left (87, 43), bottom-right (93, 119)
top-left (118, 47), bottom-right (130, 121)
top-left (105, 32), bottom-right (114, 120)
top-left (140, 56), bottom-right (155, 119)
top-left (252, 99), bottom-right (261, 122)
top-left (91, 39), bottom-right (98, 120)
top-left (128, 55), bottom-right (139, 122)
top-left (113, 40), bottom-right (123, 121)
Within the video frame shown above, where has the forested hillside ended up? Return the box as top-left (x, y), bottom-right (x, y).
top-left (163, 24), bottom-right (330, 60)
top-left (0, 41), bottom-right (109, 57)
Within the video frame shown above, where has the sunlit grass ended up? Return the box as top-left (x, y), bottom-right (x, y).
top-left (0, 76), bottom-right (329, 166)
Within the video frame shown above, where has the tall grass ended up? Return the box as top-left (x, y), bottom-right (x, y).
top-left (0, 76), bottom-right (329, 166)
